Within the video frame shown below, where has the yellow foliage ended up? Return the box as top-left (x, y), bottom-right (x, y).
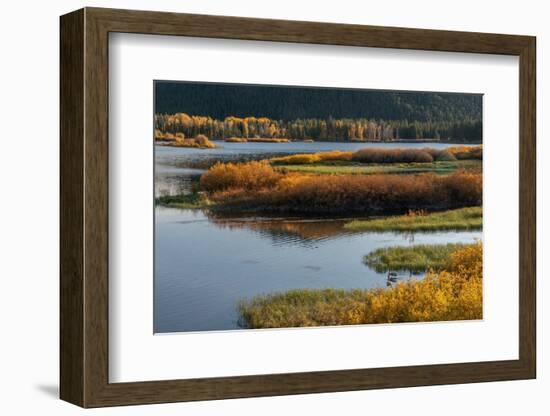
top-left (239, 243), bottom-right (483, 328)
top-left (355, 242), bottom-right (483, 324)
top-left (200, 160), bottom-right (283, 192)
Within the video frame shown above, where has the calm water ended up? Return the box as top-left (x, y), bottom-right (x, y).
top-left (154, 141), bottom-right (481, 333)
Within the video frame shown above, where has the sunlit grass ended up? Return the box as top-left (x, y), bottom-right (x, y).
top-left (363, 243), bottom-right (467, 273)
top-left (344, 207), bottom-right (482, 232)
top-left (276, 160), bottom-right (480, 175)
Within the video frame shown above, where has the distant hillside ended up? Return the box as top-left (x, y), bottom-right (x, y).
top-left (155, 81), bottom-right (482, 124)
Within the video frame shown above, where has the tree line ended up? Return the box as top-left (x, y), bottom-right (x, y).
top-left (155, 82), bottom-right (482, 123)
top-left (154, 113), bottom-right (482, 142)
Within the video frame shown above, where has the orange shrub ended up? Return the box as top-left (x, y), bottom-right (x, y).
top-left (205, 163), bottom-right (482, 214)
top-left (193, 134), bottom-right (216, 148)
top-left (154, 130), bottom-right (176, 141)
top-left (318, 150), bottom-right (353, 162)
top-left (447, 146), bottom-right (483, 160)
top-left (200, 161), bottom-right (283, 192)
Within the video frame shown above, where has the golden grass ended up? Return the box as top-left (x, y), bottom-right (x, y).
top-left (271, 150), bottom-right (353, 165)
top-left (238, 243), bottom-right (482, 328)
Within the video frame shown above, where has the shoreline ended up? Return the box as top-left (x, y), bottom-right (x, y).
top-left (154, 139), bottom-right (482, 145)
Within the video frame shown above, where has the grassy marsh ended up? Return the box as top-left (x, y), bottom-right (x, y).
top-left (363, 243), bottom-right (466, 273)
top-left (344, 207), bottom-right (482, 232)
top-left (155, 193), bottom-right (211, 209)
top-left (276, 160), bottom-right (480, 176)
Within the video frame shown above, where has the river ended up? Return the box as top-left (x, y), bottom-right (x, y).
top-left (154, 141), bottom-right (481, 333)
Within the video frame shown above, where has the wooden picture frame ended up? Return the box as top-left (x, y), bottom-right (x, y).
top-left (60, 7), bottom-right (536, 408)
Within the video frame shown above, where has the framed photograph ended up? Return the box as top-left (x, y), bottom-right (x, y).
top-left (60, 7), bottom-right (536, 407)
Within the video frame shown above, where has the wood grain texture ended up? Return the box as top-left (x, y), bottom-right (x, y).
top-left (59, 8), bottom-right (84, 407)
top-left (59, 7), bottom-right (537, 408)
top-left (518, 38), bottom-right (537, 375)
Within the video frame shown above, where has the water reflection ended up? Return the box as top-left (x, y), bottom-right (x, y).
top-left (206, 215), bottom-right (357, 248)
top-left (154, 206), bottom-right (481, 332)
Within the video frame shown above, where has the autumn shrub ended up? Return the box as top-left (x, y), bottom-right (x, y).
top-left (351, 148), bottom-right (434, 163)
top-left (205, 163), bottom-right (482, 213)
top-left (421, 148), bottom-right (457, 161)
top-left (154, 130), bottom-right (176, 141)
top-left (318, 150), bottom-right (354, 162)
top-left (200, 160), bottom-right (283, 192)
top-left (193, 134), bottom-right (214, 148)
top-left (167, 134), bottom-right (217, 149)
top-left (439, 170), bottom-right (482, 205)
top-left (444, 241), bottom-right (483, 280)
top-left (154, 129), bottom-right (164, 140)
top-left (238, 243), bottom-right (482, 328)
top-left (271, 147), bottom-right (480, 166)
top-left (448, 146), bottom-right (483, 160)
